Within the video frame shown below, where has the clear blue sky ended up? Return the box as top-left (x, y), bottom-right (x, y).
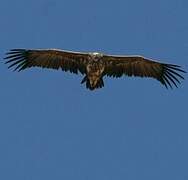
top-left (0, 0), bottom-right (188, 179)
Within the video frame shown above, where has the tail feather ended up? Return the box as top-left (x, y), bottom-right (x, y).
top-left (81, 76), bottom-right (104, 90)
top-left (81, 76), bottom-right (87, 84)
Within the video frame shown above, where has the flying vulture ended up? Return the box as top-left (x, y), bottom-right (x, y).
top-left (4, 49), bottom-right (186, 90)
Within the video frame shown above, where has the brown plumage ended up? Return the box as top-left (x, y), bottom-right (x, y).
top-left (4, 49), bottom-right (186, 90)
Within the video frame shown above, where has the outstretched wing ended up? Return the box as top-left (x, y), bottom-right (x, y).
top-left (103, 55), bottom-right (186, 88)
top-left (4, 49), bottom-right (90, 74)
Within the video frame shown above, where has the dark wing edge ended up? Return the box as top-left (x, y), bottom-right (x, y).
top-left (157, 63), bottom-right (186, 89)
top-left (4, 49), bottom-right (88, 74)
top-left (103, 55), bottom-right (186, 89)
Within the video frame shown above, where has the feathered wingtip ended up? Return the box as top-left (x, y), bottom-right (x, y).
top-left (4, 49), bottom-right (29, 71)
top-left (161, 63), bottom-right (186, 89)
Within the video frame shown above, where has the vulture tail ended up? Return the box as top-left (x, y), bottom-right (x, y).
top-left (81, 76), bottom-right (104, 90)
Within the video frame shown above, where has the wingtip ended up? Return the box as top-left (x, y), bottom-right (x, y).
top-left (5, 49), bottom-right (27, 57)
top-left (10, 48), bottom-right (26, 51)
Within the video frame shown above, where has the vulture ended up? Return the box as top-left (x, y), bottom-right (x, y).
top-left (4, 49), bottom-right (186, 90)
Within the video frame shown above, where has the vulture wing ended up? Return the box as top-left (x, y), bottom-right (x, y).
top-left (4, 49), bottom-right (89, 74)
top-left (103, 55), bottom-right (186, 88)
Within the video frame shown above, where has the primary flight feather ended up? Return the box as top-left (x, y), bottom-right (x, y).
top-left (4, 49), bottom-right (186, 90)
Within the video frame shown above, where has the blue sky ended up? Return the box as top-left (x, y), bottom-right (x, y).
top-left (0, 0), bottom-right (188, 179)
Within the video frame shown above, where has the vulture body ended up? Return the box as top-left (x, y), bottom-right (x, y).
top-left (4, 49), bottom-right (186, 90)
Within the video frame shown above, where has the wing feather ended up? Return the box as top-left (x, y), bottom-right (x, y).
top-left (103, 55), bottom-right (186, 88)
top-left (4, 49), bottom-right (89, 74)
